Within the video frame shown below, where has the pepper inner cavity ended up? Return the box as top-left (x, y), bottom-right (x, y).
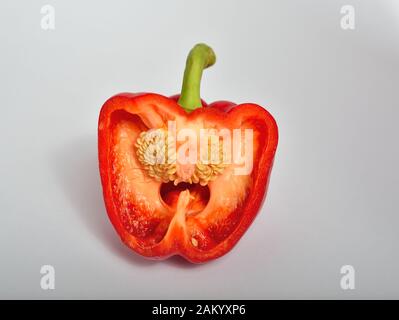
top-left (160, 182), bottom-right (210, 214)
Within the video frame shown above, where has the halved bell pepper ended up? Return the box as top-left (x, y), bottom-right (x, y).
top-left (98, 44), bottom-right (278, 263)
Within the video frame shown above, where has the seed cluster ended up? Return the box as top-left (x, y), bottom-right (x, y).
top-left (135, 129), bottom-right (227, 186)
top-left (135, 129), bottom-right (177, 183)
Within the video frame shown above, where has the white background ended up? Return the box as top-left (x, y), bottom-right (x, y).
top-left (0, 0), bottom-right (398, 299)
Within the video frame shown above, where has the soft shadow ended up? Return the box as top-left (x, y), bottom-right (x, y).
top-left (170, 256), bottom-right (211, 269)
top-left (52, 134), bottom-right (156, 267)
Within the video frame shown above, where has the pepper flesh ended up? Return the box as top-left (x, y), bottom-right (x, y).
top-left (98, 93), bottom-right (278, 263)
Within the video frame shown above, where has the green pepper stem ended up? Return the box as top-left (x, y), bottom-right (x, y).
top-left (178, 43), bottom-right (216, 112)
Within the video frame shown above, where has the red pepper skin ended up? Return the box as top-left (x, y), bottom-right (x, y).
top-left (98, 92), bottom-right (278, 263)
top-left (208, 100), bottom-right (237, 113)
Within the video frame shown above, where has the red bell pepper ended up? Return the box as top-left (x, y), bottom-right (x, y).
top-left (98, 44), bottom-right (278, 263)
